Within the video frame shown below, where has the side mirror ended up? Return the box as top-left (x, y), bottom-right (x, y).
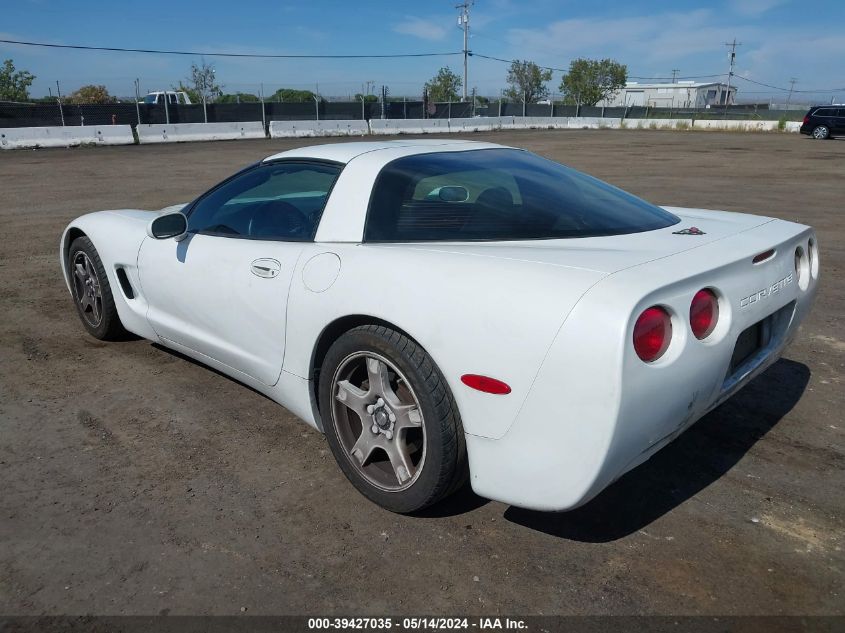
top-left (147, 211), bottom-right (188, 240)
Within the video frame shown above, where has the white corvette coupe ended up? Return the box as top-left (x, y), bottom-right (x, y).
top-left (61, 140), bottom-right (819, 513)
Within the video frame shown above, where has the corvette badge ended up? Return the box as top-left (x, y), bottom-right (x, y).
top-left (673, 226), bottom-right (706, 235)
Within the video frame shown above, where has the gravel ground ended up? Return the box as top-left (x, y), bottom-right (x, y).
top-left (0, 130), bottom-right (842, 616)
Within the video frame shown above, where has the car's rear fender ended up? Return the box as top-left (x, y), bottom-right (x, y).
top-left (60, 210), bottom-right (158, 340)
top-left (466, 218), bottom-right (819, 511)
top-left (282, 243), bottom-right (607, 439)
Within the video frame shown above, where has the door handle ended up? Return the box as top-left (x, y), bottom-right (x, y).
top-left (250, 258), bottom-right (281, 278)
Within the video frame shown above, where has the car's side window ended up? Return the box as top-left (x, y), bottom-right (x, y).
top-left (187, 161), bottom-right (341, 241)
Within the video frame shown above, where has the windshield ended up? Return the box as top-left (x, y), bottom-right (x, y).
top-left (143, 94), bottom-right (158, 104)
top-left (364, 148), bottom-right (680, 242)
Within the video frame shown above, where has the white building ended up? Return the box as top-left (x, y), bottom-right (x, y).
top-left (598, 81), bottom-right (738, 108)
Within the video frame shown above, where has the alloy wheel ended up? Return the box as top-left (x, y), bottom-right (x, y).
top-left (330, 352), bottom-right (426, 492)
top-left (72, 251), bottom-right (103, 327)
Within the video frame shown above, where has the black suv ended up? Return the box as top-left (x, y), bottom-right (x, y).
top-left (800, 105), bottom-right (845, 139)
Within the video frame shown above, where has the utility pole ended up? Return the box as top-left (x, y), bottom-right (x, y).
top-left (456, 1), bottom-right (472, 101)
top-left (787, 78), bottom-right (797, 106)
top-left (723, 39), bottom-right (741, 109)
top-left (671, 69), bottom-right (680, 83)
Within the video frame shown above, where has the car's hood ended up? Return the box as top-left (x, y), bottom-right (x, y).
top-left (394, 207), bottom-right (774, 275)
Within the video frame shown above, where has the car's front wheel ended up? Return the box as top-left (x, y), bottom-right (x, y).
top-left (68, 236), bottom-right (127, 340)
top-left (319, 325), bottom-right (467, 513)
top-left (812, 125), bottom-right (830, 139)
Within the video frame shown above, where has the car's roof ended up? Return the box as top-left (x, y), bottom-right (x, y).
top-left (262, 139), bottom-right (511, 164)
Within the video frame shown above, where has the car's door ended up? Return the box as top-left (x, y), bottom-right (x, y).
top-left (834, 108), bottom-right (845, 134)
top-left (137, 160), bottom-right (342, 386)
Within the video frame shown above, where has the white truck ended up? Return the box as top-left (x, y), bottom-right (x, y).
top-left (142, 91), bottom-right (193, 105)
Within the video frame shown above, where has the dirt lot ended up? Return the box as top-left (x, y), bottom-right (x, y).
top-left (0, 130), bottom-right (842, 616)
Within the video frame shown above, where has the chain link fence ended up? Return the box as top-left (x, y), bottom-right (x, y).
top-left (0, 84), bottom-right (808, 130)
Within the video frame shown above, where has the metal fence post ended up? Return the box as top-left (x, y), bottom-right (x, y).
top-left (202, 96), bottom-right (208, 123)
top-left (164, 92), bottom-right (170, 125)
top-left (260, 84), bottom-right (266, 130)
top-left (498, 97), bottom-right (502, 117)
top-left (134, 79), bottom-right (141, 126)
top-left (314, 95), bottom-right (320, 121)
top-left (56, 81), bottom-right (65, 126)
top-left (522, 91), bottom-right (526, 117)
top-left (448, 101), bottom-right (451, 119)
top-left (359, 95), bottom-right (365, 120)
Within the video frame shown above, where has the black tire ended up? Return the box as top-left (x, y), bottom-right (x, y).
top-left (812, 125), bottom-right (830, 140)
top-left (319, 325), bottom-right (468, 513)
top-left (68, 236), bottom-right (127, 341)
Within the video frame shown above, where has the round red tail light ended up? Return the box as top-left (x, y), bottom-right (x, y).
top-left (633, 306), bottom-right (672, 362)
top-left (690, 289), bottom-right (719, 340)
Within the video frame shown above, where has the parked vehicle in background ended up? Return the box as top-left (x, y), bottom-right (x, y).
top-left (800, 105), bottom-right (845, 139)
top-left (142, 91), bottom-right (193, 106)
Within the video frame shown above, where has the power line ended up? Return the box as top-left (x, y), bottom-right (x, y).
top-left (469, 53), bottom-right (723, 80)
top-left (733, 74), bottom-right (845, 93)
top-left (0, 38), bottom-right (461, 59)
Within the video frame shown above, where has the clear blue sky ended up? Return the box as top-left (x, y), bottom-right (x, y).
top-left (2, 0), bottom-right (843, 102)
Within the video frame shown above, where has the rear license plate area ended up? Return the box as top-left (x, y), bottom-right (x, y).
top-left (730, 321), bottom-right (766, 374)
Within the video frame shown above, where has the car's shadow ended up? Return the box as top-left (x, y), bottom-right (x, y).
top-left (146, 342), bottom-right (809, 537)
top-left (501, 358), bottom-right (810, 542)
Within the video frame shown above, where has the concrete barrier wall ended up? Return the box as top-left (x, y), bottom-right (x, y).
top-left (784, 121), bottom-right (801, 133)
top-left (268, 119), bottom-right (368, 138)
top-left (692, 119), bottom-right (779, 132)
top-left (137, 122), bottom-right (266, 144)
top-left (0, 125), bottom-right (134, 150)
top-left (506, 117), bottom-right (559, 130)
top-left (567, 117), bottom-right (623, 129)
top-left (623, 118), bottom-right (694, 130)
top-left (369, 118), bottom-right (451, 134)
top-left (449, 117), bottom-right (504, 132)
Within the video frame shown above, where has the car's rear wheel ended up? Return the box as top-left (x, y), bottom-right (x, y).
top-left (319, 325), bottom-right (467, 513)
top-left (68, 236), bottom-right (127, 340)
top-left (812, 125), bottom-right (830, 139)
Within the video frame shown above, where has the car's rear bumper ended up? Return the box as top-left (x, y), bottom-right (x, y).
top-left (465, 219), bottom-right (819, 511)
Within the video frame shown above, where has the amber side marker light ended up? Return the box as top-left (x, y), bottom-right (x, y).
top-left (461, 374), bottom-right (512, 395)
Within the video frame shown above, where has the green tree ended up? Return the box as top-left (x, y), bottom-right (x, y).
top-left (271, 88), bottom-right (318, 102)
top-left (185, 60), bottom-right (222, 103)
top-left (424, 67), bottom-right (462, 102)
top-left (217, 92), bottom-right (259, 103)
top-left (559, 58), bottom-right (627, 106)
top-left (0, 59), bottom-right (36, 102)
top-left (505, 60), bottom-right (552, 103)
top-left (354, 93), bottom-right (379, 102)
top-left (68, 84), bottom-right (114, 104)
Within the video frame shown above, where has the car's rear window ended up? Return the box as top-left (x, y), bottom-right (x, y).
top-left (364, 148), bottom-right (680, 242)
